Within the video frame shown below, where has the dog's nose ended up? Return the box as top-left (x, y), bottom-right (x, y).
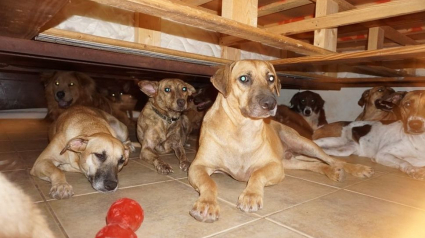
top-left (408, 120), bottom-right (424, 131)
top-left (259, 96), bottom-right (277, 111)
top-left (304, 109), bottom-right (311, 115)
top-left (104, 180), bottom-right (118, 191)
top-left (177, 99), bottom-right (186, 108)
top-left (56, 91), bottom-right (65, 99)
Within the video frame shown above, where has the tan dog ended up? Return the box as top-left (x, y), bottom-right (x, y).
top-left (31, 106), bottom-right (131, 199)
top-left (137, 79), bottom-right (196, 174)
top-left (188, 60), bottom-right (373, 222)
top-left (0, 173), bottom-right (54, 238)
top-left (42, 71), bottom-right (131, 125)
top-left (356, 86), bottom-right (396, 121)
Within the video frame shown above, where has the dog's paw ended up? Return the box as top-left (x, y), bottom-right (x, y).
top-left (50, 183), bottom-right (74, 199)
top-left (324, 166), bottom-right (345, 182)
top-left (155, 162), bottom-right (174, 174)
top-left (189, 199), bottom-right (220, 223)
top-left (237, 191), bottom-right (263, 213)
top-left (406, 167), bottom-right (425, 180)
top-left (346, 164), bottom-right (374, 178)
top-left (179, 161), bottom-right (191, 172)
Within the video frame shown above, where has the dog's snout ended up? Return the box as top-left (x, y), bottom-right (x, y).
top-left (304, 109), bottom-right (311, 115)
top-left (408, 120), bottom-right (424, 131)
top-left (177, 99), bottom-right (186, 108)
top-left (259, 96), bottom-right (277, 111)
top-left (104, 180), bottom-right (118, 191)
top-left (56, 91), bottom-right (65, 99)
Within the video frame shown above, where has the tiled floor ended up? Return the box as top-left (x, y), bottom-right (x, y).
top-left (1, 119), bottom-right (425, 238)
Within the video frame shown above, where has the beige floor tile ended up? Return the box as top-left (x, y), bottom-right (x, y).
top-left (36, 202), bottom-right (67, 238)
top-left (181, 173), bottom-right (338, 216)
top-left (34, 160), bottom-right (173, 200)
top-left (338, 155), bottom-right (399, 173)
top-left (346, 173), bottom-right (425, 210)
top-left (19, 150), bottom-right (42, 169)
top-left (0, 140), bottom-right (14, 152)
top-left (12, 139), bottom-right (49, 151)
top-left (49, 181), bottom-right (258, 238)
top-left (1, 170), bottom-right (43, 202)
top-left (268, 190), bottom-right (425, 238)
top-left (210, 218), bottom-right (307, 238)
top-left (0, 152), bottom-right (26, 171)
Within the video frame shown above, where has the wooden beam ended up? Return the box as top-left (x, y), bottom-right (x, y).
top-left (258, 0), bottom-right (312, 17)
top-left (381, 26), bottom-right (419, 46)
top-left (0, 0), bottom-right (69, 39)
top-left (134, 13), bottom-right (161, 46)
top-left (271, 44), bottom-right (425, 67)
top-left (354, 65), bottom-right (414, 77)
top-left (266, 0), bottom-right (425, 35)
top-left (90, 0), bottom-right (331, 56)
top-left (314, 0), bottom-right (338, 52)
top-left (367, 27), bottom-right (385, 50)
top-left (179, 0), bottom-right (212, 6)
top-left (331, 0), bottom-right (355, 11)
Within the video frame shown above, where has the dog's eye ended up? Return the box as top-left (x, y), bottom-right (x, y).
top-left (268, 75), bottom-right (275, 82)
top-left (118, 156), bottom-right (125, 165)
top-left (120, 92), bottom-right (123, 95)
top-left (69, 82), bottom-right (74, 86)
top-left (239, 75), bottom-right (248, 83)
top-left (165, 88), bottom-right (171, 92)
top-left (55, 81), bottom-right (59, 86)
top-left (301, 99), bottom-right (305, 103)
top-left (404, 102), bottom-right (411, 108)
top-left (378, 88), bottom-right (383, 92)
top-left (111, 93), bottom-right (115, 97)
top-left (94, 152), bottom-right (107, 162)
top-left (182, 87), bottom-right (187, 92)
top-left (311, 99), bottom-right (315, 103)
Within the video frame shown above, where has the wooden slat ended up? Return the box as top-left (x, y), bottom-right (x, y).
top-left (134, 13), bottom-right (161, 46)
top-left (271, 44), bottom-right (425, 67)
top-left (258, 0), bottom-right (312, 17)
top-left (90, 0), bottom-right (331, 56)
top-left (0, 0), bottom-right (69, 39)
top-left (314, 0), bottom-right (338, 52)
top-left (266, 0), bottom-right (425, 35)
top-left (331, 0), bottom-right (355, 11)
top-left (381, 26), bottom-right (419, 46)
top-left (354, 65), bottom-right (414, 77)
top-left (180, 0), bottom-right (212, 6)
top-left (367, 27), bottom-right (385, 50)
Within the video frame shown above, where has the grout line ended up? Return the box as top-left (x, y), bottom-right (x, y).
top-left (265, 218), bottom-right (316, 238)
top-left (343, 189), bottom-right (425, 212)
top-left (285, 174), bottom-right (342, 189)
top-left (202, 218), bottom-right (263, 238)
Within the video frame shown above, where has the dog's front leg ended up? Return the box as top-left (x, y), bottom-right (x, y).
top-left (173, 145), bottom-right (190, 172)
top-left (140, 142), bottom-right (174, 174)
top-left (31, 160), bottom-right (74, 199)
top-left (238, 161), bottom-right (285, 213)
top-left (188, 164), bottom-right (219, 222)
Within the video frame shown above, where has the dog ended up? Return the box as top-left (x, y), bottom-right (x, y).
top-left (313, 90), bottom-right (425, 180)
top-left (184, 87), bottom-right (215, 135)
top-left (355, 86), bottom-right (397, 121)
top-left (42, 71), bottom-right (131, 125)
top-left (188, 60), bottom-right (373, 222)
top-left (290, 90), bottom-right (327, 130)
top-left (137, 78), bottom-right (196, 174)
top-left (31, 106), bottom-right (131, 199)
top-left (273, 105), bottom-right (314, 139)
top-left (0, 172), bottom-right (55, 238)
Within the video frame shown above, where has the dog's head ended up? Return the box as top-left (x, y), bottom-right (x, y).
top-left (42, 71), bottom-right (96, 109)
top-left (60, 133), bottom-right (130, 192)
top-left (138, 78), bottom-right (196, 112)
top-left (395, 91), bottom-right (425, 135)
top-left (211, 60), bottom-right (280, 118)
top-left (358, 86), bottom-right (395, 108)
top-left (290, 91), bottom-right (325, 117)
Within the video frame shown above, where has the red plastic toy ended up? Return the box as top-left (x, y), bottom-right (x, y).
top-left (95, 198), bottom-right (144, 238)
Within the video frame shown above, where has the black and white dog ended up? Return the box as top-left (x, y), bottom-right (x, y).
top-left (313, 90), bottom-right (425, 180)
top-left (290, 91), bottom-right (327, 130)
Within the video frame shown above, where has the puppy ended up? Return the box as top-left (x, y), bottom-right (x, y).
top-left (31, 106), bottom-right (131, 199)
top-left (42, 71), bottom-right (131, 125)
top-left (137, 79), bottom-right (196, 174)
top-left (188, 60), bottom-right (373, 222)
top-left (356, 86), bottom-right (396, 121)
top-left (0, 172), bottom-right (54, 238)
top-left (273, 105), bottom-right (314, 139)
top-left (314, 90), bottom-right (425, 180)
top-left (290, 91), bottom-right (327, 130)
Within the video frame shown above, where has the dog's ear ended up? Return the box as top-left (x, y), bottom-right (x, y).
top-left (290, 92), bottom-right (301, 107)
top-left (138, 80), bottom-right (158, 97)
top-left (317, 95), bottom-right (325, 109)
top-left (40, 71), bottom-right (57, 87)
top-left (60, 136), bottom-right (89, 155)
top-left (185, 83), bottom-right (196, 96)
top-left (265, 61), bottom-right (281, 96)
top-left (74, 72), bottom-right (95, 87)
top-left (211, 62), bottom-right (235, 98)
top-left (358, 89), bottom-right (370, 107)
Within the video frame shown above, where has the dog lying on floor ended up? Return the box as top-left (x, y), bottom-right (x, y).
top-left (188, 60), bottom-right (373, 222)
top-left (355, 86), bottom-right (397, 121)
top-left (137, 79), bottom-right (196, 174)
top-left (31, 106), bottom-right (132, 199)
top-left (184, 87), bottom-right (215, 135)
top-left (313, 90), bottom-right (425, 180)
top-left (42, 71), bottom-right (131, 125)
top-left (290, 90), bottom-right (327, 130)
top-left (273, 105), bottom-right (314, 139)
top-left (0, 173), bottom-right (54, 238)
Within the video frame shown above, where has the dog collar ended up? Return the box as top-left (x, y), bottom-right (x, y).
top-left (152, 106), bottom-right (179, 124)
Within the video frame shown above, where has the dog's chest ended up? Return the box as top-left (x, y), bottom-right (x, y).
top-left (303, 113), bottom-right (320, 130)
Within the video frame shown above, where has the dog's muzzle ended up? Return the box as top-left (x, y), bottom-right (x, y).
top-left (303, 107), bottom-right (312, 116)
top-left (407, 119), bottom-right (425, 134)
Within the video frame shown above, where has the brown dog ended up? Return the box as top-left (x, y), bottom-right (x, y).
top-left (42, 71), bottom-right (131, 125)
top-left (273, 105), bottom-right (314, 139)
top-left (137, 79), bottom-right (196, 174)
top-left (188, 60), bottom-right (374, 222)
top-left (356, 86), bottom-right (396, 121)
top-left (31, 106), bottom-right (131, 199)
